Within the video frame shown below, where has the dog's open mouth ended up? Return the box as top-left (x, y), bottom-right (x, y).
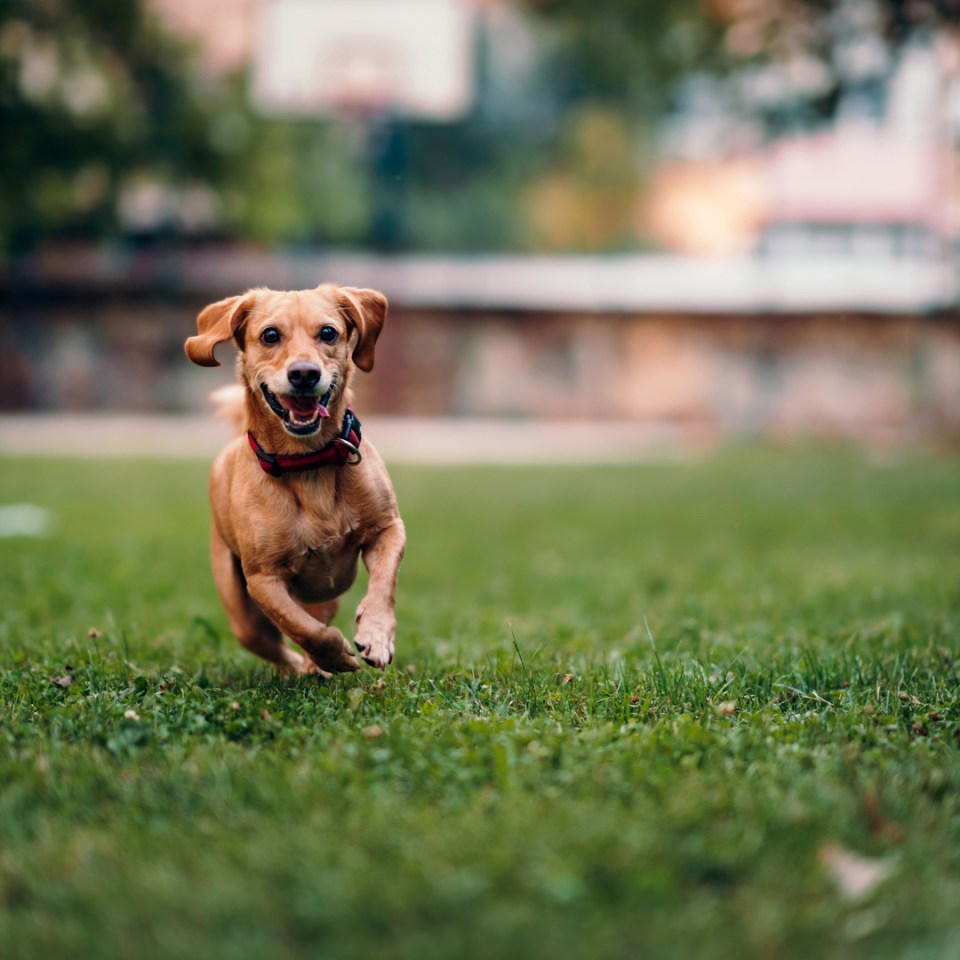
top-left (261, 383), bottom-right (333, 435)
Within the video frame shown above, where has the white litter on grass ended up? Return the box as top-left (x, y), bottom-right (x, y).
top-left (0, 504), bottom-right (53, 539)
top-left (819, 843), bottom-right (895, 901)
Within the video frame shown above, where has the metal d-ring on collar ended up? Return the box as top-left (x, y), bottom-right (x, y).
top-left (333, 436), bottom-right (362, 465)
top-left (334, 408), bottom-right (363, 465)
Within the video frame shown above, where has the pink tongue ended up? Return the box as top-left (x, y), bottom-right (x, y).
top-left (283, 395), bottom-right (325, 419)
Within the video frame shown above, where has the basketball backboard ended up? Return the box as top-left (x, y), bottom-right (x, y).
top-left (252, 0), bottom-right (476, 120)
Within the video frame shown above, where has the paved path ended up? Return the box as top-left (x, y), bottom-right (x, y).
top-left (0, 415), bottom-right (701, 465)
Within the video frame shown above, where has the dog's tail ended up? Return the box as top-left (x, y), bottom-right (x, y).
top-left (210, 384), bottom-right (247, 437)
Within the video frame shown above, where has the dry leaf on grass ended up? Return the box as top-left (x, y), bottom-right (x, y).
top-left (819, 843), bottom-right (894, 901)
top-left (52, 666), bottom-right (74, 688)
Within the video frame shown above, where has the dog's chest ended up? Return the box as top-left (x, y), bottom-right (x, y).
top-left (284, 487), bottom-right (359, 554)
top-left (281, 489), bottom-right (362, 595)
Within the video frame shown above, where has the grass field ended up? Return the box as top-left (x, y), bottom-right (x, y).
top-left (1, 446), bottom-right (958, 960)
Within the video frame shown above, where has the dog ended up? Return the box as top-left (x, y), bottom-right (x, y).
top-left (184, 284), bottom-right (405, 677)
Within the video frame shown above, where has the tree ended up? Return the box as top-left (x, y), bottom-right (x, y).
top-left (522, 0), bottom-right (960, 127)
top-left (0, 0), bottom-right (224, 254)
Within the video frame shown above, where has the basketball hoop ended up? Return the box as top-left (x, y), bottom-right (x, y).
top-left (252, 0), bottom-right (476, 121)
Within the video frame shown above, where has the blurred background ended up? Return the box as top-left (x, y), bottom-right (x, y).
top-left (1, 0), bottom-right (958, 451)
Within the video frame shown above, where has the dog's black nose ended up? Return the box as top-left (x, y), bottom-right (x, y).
top-left (287, 362), bottom-right (321, 390)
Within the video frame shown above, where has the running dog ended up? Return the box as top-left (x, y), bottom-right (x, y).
top-left (184, 284), bottom-right (404, 676)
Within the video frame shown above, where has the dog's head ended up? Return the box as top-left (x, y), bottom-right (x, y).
top-left (185, 284), bottom-right (387, 437)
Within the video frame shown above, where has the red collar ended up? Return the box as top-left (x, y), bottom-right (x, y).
top-left (248, 409), bottom-right (362, 477)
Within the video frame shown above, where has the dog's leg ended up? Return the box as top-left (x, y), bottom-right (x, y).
top-left (244, 572), bottom-right (360, 674)
top-left (354, 519), bottom-right (406, 668)
top-left (210, 526), bottom-right (309, 674)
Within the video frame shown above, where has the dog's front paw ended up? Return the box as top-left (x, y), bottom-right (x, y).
top-left (353, 607), bottom-right (395, 669)
top-left (300, 659), bottom-right (333, 681)
top-left (305, 625), bottom-right (360, 674)
top-left (279, 650), bottom-right (321, 677)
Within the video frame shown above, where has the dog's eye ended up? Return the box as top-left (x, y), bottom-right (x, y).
top-left (318, 326), bottom-right (338, 344)
top-left (260, 327), bottom-right (281, 345)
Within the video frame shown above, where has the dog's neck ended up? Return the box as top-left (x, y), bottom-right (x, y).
top-left (243, 385), bottom-right (354, 456)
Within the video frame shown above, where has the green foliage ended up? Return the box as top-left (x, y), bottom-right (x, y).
top-left (523, 0), bottom-right (957, 123)
top-left (3, 0), bottom-right (957, 254)
top-left (0, 448), bottom-right (958, 958)
top-left (0, 0), bottom-right (224, 251)
top-left (220, 116), bottom-right (371, 247)
top-left (527, 0), bottom-right (727, 112)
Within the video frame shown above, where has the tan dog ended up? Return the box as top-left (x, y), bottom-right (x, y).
top-left (185, 284), bottom-right (405, 676)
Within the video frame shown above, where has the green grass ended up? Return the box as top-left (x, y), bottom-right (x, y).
top-left (0, 447), bottom-right (958, 960)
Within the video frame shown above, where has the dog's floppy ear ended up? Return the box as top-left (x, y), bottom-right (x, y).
top-left (184, 292), bottom-right (257, 368)
top-left (336, 286), bottom-right (387, 373)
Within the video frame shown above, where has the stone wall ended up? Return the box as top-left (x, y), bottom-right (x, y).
top-left (2, 292), bottom-right (958, 445)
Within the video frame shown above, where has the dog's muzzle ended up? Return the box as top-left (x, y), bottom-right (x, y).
top-left (260, 382), bottom-right (335, 436)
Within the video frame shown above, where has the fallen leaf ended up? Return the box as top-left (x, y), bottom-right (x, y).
top-left (52, 665), bottom-right (74, 688)
top-left (819, 843), bottom-right (894, 901)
